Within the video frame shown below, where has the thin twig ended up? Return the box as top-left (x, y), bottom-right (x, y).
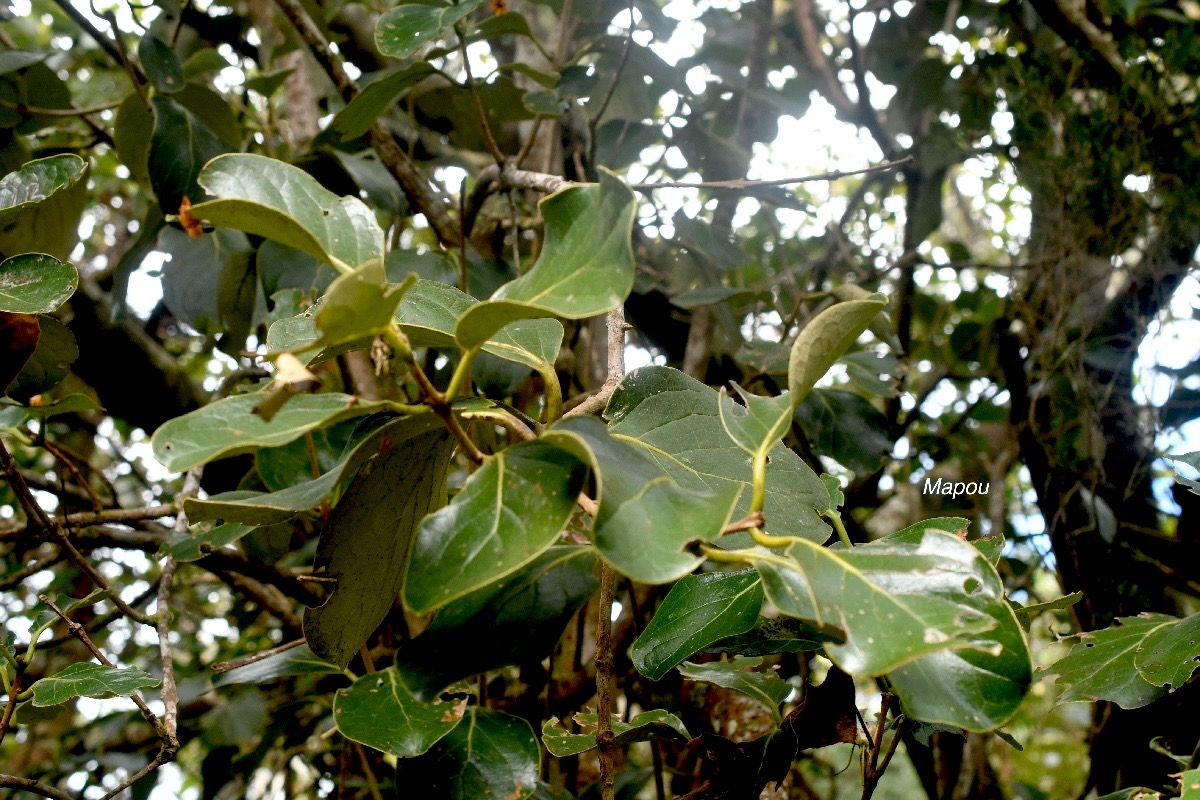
top-left (457, 25), bottom-right (506, 164)
top-left (630, 158), bottom-right (913, 190)
top-left (211, 639), bottom-right (304, 674)
top-left (588, 0), bottom-right (636, 173)
top-left (0, 504), bottom-right (177, 541)
top-left (0, 96), bottom-right (123, 117)
top-left (564, 306), bottom-right (627, 419)
top-left (0, 672), bottom-right (20, 748)
top-left (0, 775), bottom-right (73, 800)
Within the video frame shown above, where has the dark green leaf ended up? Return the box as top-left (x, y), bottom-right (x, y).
top-left (397, 708), bottom-right (539, 800)
top-left (1046, 613), bottom-right (1174, 710)
top-left (632, 569), bottom-right (763, 681)
top-left (151, 393), bottom-right (393, 473)
top-left (334, 668), bottom-right (467, 757)
top-left (161, 521), bottom-right (256, 562)
top-left (30, 662), bottom-right (159, 706)
top-left (542, 709), bottom-right (690, 757)
top-left (0, 154), bottom-right (88, 260)
top-left (375, 0), bottom-right (486, 59)
top-left (1134, 611), bottom-right (1200, 690)
top-left (677, 656), bottom-right (792, 722)
top-left (705, 616), bottom-right (830, 657)
top-left (456, 170), bottom-right (637, 349)
top-left (405, 440), bottom-right (587, 613)
top-left (322, 63), bottom-right (436, 142)
top-left (794, 389), bottom-right (892, 473)
top-left (243, 68), bottom-right (294, 98)
top-left (148, 95), bottom-right (229, 215)
top-left (138, 34), bottom-right (185, 94)
top-left (0, 253), bottom-right (76, 314)
top-left (114, 93), bottom-right (155, 183)
top-left (606, 366), bottom-right (830, 542)
top-left (542, 416), bottom-right (741, 584)
top-left (1014, 592), bottom-right (1082, 628)
top-left (304, 421), bottom-right (454, 667)
top-left (158, 226), bottom-right (253, 335)
top-left (5, 315), bottom-right (76, 401)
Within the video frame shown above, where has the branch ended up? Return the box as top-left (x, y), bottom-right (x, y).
top-left (0, 504), bottom-right (177, 542)
top-left (630, 158), bottom-right (912, 191)
top-left (564, 306), bottom-right (627, 419)
top-left (0, 775), bottom-right (72, 800)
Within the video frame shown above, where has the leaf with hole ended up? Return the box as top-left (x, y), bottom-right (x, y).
top-left (396, 708), bottom-right (538, 800)
top-left (632, 569), bottom-right (763, 681)
top-left (455, 170), bottom-right (636, 349)
top-left (30, 662), bottom-right (160, 706)
top-left (542, 709), bottom-right (690, 757)
top-left (606, 366), bottom-right (830, 542)
top-left (1134, 611), bottom-right (1200, 691)
top-left (678, 656), bottom-right (792, 723)
top-left (334, 668), bottom-right (468, 757)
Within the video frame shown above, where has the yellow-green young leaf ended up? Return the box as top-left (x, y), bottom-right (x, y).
top-left (1178, 769), bottom-right (1200, 800)
top-left (541, 709), bottom-right (690, 757)
top-left (455, 169), bottom-right (636, 349)
top-left (541, 416), bottom-right (741, 584)
top-left (185, 414), bottom-right (428, 526)
top-left (0, 154), bottom-right (88, 260)
top-left (334, 669), bottom-right (468, 757)
top-left (213, 643), bottom-right (340, 686)
top-left (304, 421), bottom-right (454, 667)
top-left (394, 547), bottom-right (598, 700)
top-left (606, 366), bottom-right (830, 542)
top-left (632, 569), bottom-right (763, 681)
top-left (787, 294), bottom-right (887, 406)
top-left (30, 662), bottom-right (159, 706)
top-left (375, 0), bottom-right (485, 59)
top-left (0, 253), bottom-right (76, 314)
top-left (397, 708), bottom-right (539, 800)
top-left (1134, 610), bottom-right (1200, 690)
top-left (151, 393), bottom-right (393, 473)
top-left (875, 522), bottom-right (1032, 731)
top-left (717, 384), bottom-right (792, 458)
top-left (677, 656), bottom-right (792, 723)
top-left (752, 531), bottom-right (999, 677)
top-left (404, 440), bottom-right (587, 613)
top-left (188, 153), bottom-right (384, 272)
top-left (314, 262), bottom-right (415, 349)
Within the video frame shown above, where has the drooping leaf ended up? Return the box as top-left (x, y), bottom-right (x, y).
top-left (787, 295), bottom-right (887, 406)
top-left (322, 63), bottom-right (437, 142)
top-left (705, 616), bottom-right (830, 657)
top-left (185, 414), bottom-right (426, 525)
top-left (138, 33), bottom-right (185, 94)
top-left (750, 530), bottom-right (999, 677)
top-left (5, 315), bottom-right (76, 401)
top-left (304, 422), bottom-right (454, 667)
top-left (375, 0), bottom-right (486, 59)
top-left (4, 392), bottom-right (100, 420)
top-left (151, 393), bottom-right (392, 473)
top-left (213, 643), bottom-right (340, 686)
top-left (541, 416), bottom-right (741, 584)
top-left (394, 547), bottom-right (598, 700)
top-left (1133, 610), bottom-right (1200, 690)
top-left (396, 708), bottom-right (539, 800)
top-left (30, 662), bottom-right (160, 707)
top-left (313, 261), bottom-right (415, 349)
top-left (542, 709), bottom-right (690, 757)
top-left (188, 153), bottom-right (385, 272)
top-left (334, 669), bottom-right (467, 757)
top-left (632, 569), bottom-right (763, 681)
top-left (0, 253), bottom-right (76, 314)
top-left (0, 154), bottom-right (88, 260)
top-left (147, 95), bottom-right (229, 215)
top-left (114, 93), bottom-right (154, 183)
top-left (677, 656), bottom-right (792, 723)
top-left (878, 524), bottom-right (1033, 731)
top-left (455, 170), bottom-right (637, 349)
top-left (606, 366), bottom-right (830, 541)
top-left (405, 440), bottom-right (587, 613)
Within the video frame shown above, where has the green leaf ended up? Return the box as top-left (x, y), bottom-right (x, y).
top-left (138, 33), bottom-right (185, 94)
top-left (0, 253), bottom-right (77, 314)
top-left (794, 389), bottom-right (893, 473)
top-left (213, 643), bottom-right (340, 686)
top-left (542, 416), bottom-right (741, 584)
top-left (304, 422), bottom-right (454, 667)
top-left (542, 709), bottom-right (690, 757)
top-left (606, 366), bottom-right (830, 542)
top-left (375, 0), bottom-right (485, 59)
top-left (157, 226), bottom-right (253, 335)
top-left (705, 616), bottom-right (830, 657)
top-left (322, 63), bottom-right (437, 142)
top-left (677, 656), bottom-right (792, 722)
top-left (405, 440), bottom-right (587, 613)
top-left (151, 393), bottom-right (392, 473)
top-left (879, 525), bottom-right (1033, 731)
top-left (30, 662), bottom-right (160, 706)
top-left (0, 52), bottom-right (44, 76)
top-left (632, 569), bottom-right (763, 681)
top-left (750, 531), bottom-right (999, 677)
top-left (787, 295), bottom-right (887, 406)
top-left (243, 68), bottom-right (294, 98)
top-left (1179, 769), bottom-right (1200, 800)
top-left (1047, 613), bottom-right (1174, 710)
top-left (189, 153), bottom-right (385, 272)
top-left (148, 95), bottom-right (229, 215)
top-left (1134, 611), bottom-right (1200, 690)
top-left (0, 154), bottom-right (89, 260)
top-left (398, 708), bottom-right (539, 800)
top-left (717, 384), bottom-right (793, 458)
top-left (161, 521), bottom-right (255, 562)
top-left (1014, 592), bottom-right (1082, 627)
top-left (185, 414), bottom-right (425, 525)
top-left (394, 547), bottom-right (598, 700)
top-left (114, 93), bottom-right (155, 183)
top-left (2, 392), bottom-right (100, 420)
top-left (455, 170), bottom-right (637, 349)
top-left (334, 667), bottom-right (467, 757)
top-left (5, 315), bottom-right (76, 401)
top-left (313, 262), bottom-right (415, 349)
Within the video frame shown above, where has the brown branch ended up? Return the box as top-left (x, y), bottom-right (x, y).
top-left (0, 775), bottom-right (73, 800)
top-left (211, 638), bottom-right (304, 674)
top-left (631, 158), bottom-right (912, 190)
top-left (0, 672), bottom-right (20, 748)
top-left (155, 560), bottom-right (180, 751)
top-left (564, 306), bottom-right (627, 419)
top-left (0, 504), bottom-right (177, 541)
top-left (457, 26), bottom-right (506, 164)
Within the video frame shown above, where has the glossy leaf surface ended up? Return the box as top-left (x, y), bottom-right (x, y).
top-left (677, 656), bottom-right (791, 722)
top-left (1046, 613), bottom-right (1173, 710)
top-left (0, 154), bottom-right (88, 260)
top-left (333, 668), bottom-right (467, 757)
top-left (396, 708), bottom-right (539, 800)
top-left (542, 709), bottom-right (690, 757)
top-left (0, 253), bottom-right (76, 314)
top-left (375, 0), bottom-right (485, 59)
